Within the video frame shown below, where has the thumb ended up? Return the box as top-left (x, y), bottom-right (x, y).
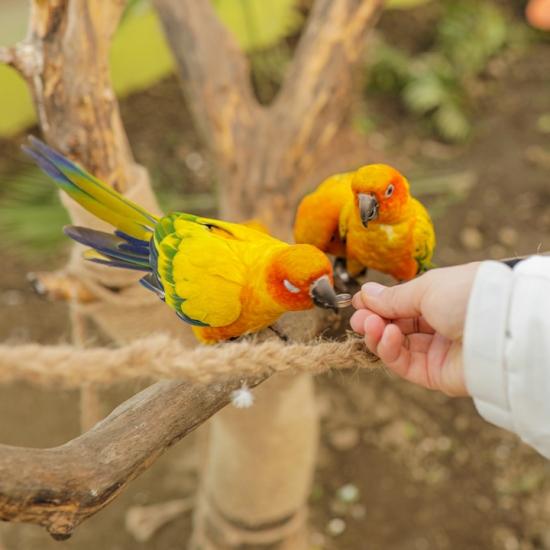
top-left (360, 277), bottom-right (429, 320)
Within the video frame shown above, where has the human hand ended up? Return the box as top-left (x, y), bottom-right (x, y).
top-left (350, 263), bottom-right (481, 397)
top-left (526, 0), bottom-right (550, 30)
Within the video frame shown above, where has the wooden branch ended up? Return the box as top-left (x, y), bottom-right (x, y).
top-left (6, 0), bottom-right (133, 190)
top-left (26, 270), bottom-right (98, 303)
top-left (151, 0), bottom-right (262, 158)
top-left (274, 0), bottom-right (385, 184)
top-left (154, 0), bottom-right (384, 238)
top-left (0, 373), bottom-right (269, 540)
top-left (0, 46), bottom-right (16, 68)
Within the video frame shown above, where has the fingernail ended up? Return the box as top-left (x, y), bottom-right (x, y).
top-left (361, 282), bottom-right (386, 299)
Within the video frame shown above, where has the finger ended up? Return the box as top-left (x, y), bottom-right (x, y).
top-left (392, 316), bottom-right (435, 336)
top-left (377, 323), bottom-right (411, 370)
top-left (360, 277), bottom-right (430, 320)
top-left (377, 324), bottom-right (436, 390)
top-left (352, 291), bottom-right (367, 310)
top-left (407, 333), bottom-right (433, 354)
top-left (379, 325), bottom-right (460, 394)
top-left (363, 312), bottom-right (388, 355)
top-left (350, 309), bottom-right (370, 333)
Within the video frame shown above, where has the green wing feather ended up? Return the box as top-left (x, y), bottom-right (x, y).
top-left (154, 214), bottom-right (251, 328)
top-left (412, 199), bottom-right (436, 273)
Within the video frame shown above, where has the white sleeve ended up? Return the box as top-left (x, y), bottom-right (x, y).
top-left (464, 256), bottom-right (550, 458)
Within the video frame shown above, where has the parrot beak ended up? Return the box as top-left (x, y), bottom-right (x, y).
top-left (358, 193), bottom-right (379, 227)
top-left (310, 275), bottom-right (339, 313)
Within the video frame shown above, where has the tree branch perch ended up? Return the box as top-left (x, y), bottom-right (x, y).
top-left (0, 374), bottom-right (269, 540)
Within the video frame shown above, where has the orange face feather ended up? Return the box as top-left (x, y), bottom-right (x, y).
top-left (266, 245), bottom-right (334, 311)
top-left (293, 163), bottom-right (435, 282)
top-left (350, 164), bottom-right (411, 225)
top-left (343, 164), bottom-right (435, 281)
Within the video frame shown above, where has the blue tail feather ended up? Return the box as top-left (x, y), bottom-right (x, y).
top-left (63, 226), bottom-right (150, 268)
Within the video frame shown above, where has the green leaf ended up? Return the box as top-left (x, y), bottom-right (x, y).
top-left (366, 41), bottom-right (412, 93)
top-left (433, 103), bottom-right (471, 142)
top-left (211, 0), bottom-right (302, 51)
top-left (110, 9), bottom-right (174, 97)
top-left (437, 1), bottom-right (508, 75)
top-left (403, 73), bottom-right (447, 114)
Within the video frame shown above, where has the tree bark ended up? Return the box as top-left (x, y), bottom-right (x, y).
top-left (153, 2), bottom-right (384, 547)
top-left (154, 0), bottom-right (385, 240)
top-left (0, 0), bottom-right (384, 547)
top-left (0, 373), bottom-right (269, 541)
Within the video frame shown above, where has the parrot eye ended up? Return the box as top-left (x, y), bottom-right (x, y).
top-left (385, 184), bottom-right (394, 198)
top-left (284, 279), bottom-right (300, 293)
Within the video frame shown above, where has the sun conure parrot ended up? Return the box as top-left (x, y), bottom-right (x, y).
top-left (294, 172), bottom-right (354, 259)
top-left (23, 136), bottom-right (347, 345)
top-left (295, 164), bottom-right (435, 282)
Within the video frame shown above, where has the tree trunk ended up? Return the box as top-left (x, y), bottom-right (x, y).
top-left (0, 0), bottom-right (384, 547)
top-left (154, 1), bottom-right (384, 547)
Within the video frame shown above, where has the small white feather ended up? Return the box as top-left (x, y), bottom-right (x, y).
top-left (231, 382), bottom-right (255, 408)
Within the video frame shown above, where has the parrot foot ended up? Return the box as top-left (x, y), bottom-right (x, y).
top-left (333, 258), bottom-right (366, 292)
top-left (268, 323), bottom-right (290, 342)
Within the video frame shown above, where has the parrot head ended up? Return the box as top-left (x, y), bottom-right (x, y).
top-left (351, 164), bottom-right (410, 227)
top-left (266, 245), bottom-right (339, 312)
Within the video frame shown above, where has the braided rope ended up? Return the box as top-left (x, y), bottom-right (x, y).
top-left (0, 335), bottom-right (381, 389)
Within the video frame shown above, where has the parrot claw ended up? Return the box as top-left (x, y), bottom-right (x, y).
top-left (269, 323), bottom-right (290, 342)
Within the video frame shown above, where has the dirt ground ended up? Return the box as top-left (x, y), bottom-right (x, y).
top-left (2, 4), bottom-right (550, 550)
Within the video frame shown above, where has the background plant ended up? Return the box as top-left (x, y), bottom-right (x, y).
top-left (366, 0), bottom-right (528, 142)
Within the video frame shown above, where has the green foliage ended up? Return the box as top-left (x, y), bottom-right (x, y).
top-left (409, 170), bottom-right (477, 218)
top-left (436, 1), bottom-right (508, 75)
top-left (366, 0), bottom-right (514, 142)
top-left (0, 169), bottom-right (70, 255)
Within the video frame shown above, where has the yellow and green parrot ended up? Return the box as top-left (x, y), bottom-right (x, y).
top-left (295, 164), bottom-right (435, 282)
top-left (24, 137), bottom-right (345, 345)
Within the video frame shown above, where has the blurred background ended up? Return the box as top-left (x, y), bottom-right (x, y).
top-left (1, 0), bottom-right (550, 548)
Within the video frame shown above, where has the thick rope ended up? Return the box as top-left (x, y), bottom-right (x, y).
top-left (0, 335), bottom-right (381, 389)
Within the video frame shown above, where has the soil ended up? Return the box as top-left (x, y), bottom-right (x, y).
top-left (2, 4), bottom-right (550, 550)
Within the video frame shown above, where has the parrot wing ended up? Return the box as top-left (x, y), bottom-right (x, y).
top-left (338, 199), bottom-right (353, 244)
top-left (294, 172), bottom-right (353, 256)
top-left (411, 199), bottom-right (436, 272)
top-left (153, 214), bottom-right (252, 328)
top-left (196, 217), bottom-right (278, 244)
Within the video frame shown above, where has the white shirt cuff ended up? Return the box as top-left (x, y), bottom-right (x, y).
top-left (463, 261), bottom-right (514, 432)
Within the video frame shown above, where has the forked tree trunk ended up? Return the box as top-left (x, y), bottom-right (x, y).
top-left (155, 0), bottom-right (384, 239)
top-left (0, 0), bottom-right (384, 548)
top-left (154, 1), bottom-right (384, 548)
